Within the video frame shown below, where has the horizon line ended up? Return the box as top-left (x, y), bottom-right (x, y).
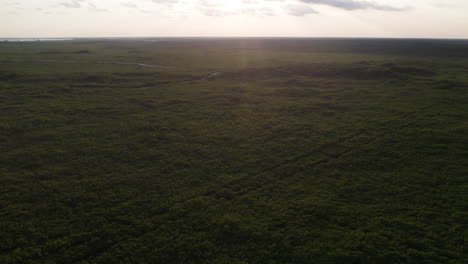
top-left (1, 36), bottom-right (468, 41)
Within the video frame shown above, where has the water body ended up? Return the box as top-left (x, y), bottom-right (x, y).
top-left (0, 38), bottom-right (73, 42)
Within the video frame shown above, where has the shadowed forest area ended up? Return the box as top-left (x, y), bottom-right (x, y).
top-left (0, 38), bottom-right (467, 263)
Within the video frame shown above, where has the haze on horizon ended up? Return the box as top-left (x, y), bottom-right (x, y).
top-left (1, 0), bottom-right (467, 39)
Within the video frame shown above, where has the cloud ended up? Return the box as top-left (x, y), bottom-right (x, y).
top-left (56, 0), bottom-right (406, 16)
top-left (121, 2), bottom-right (137, 9)
top-left (256, 7), bottom-right (276, 16)
top-left (200, 8), bottom-right (273, 17)
top-left (88, 3), bottom-right (108, 12)
top-left (287, 4), bottom-right (318, 16)
top-left (196, 0), bottom-right (282, 17)
top-left (59, 1), bottom-right (108, 12)
top-left (200, 8), bottom-right (229, 17)
top-left (121, 1), bottom-right (154, 13)
top-left (60, 0), bottom-right (85, 9)
top-left (299, 0), bottom-right (407, 11)
top-left (241, 7), bottom-right (276, 16)
top-left (199, 0), bottom-right (221, 7)
top-left (196, 0), bottom-right (405, 18)
top-left (151, 0), bottom-right (179, 4)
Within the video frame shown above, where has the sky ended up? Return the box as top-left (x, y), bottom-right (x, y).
top-left (1, 0), bottom-right (467, 38)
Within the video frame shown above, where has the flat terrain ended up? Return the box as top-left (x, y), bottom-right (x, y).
top-left (1, 38), bottom-right (467, 263)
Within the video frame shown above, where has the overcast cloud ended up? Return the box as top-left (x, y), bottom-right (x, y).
top-left (298, 0), bottom-right (406, 11)
top-left (1, 0), bottom-right (467, 38)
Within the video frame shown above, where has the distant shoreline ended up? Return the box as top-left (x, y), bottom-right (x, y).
top-left (1, 37), bottom-right (467, 42)
top-left (0, 38), bottom-right (74, 42)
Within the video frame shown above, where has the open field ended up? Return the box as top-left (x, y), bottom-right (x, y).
top-left (1, 38), bottom-right (467, 263)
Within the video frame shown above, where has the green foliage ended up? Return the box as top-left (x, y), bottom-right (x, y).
top-left (0, 39), bottom-right (467, 263)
